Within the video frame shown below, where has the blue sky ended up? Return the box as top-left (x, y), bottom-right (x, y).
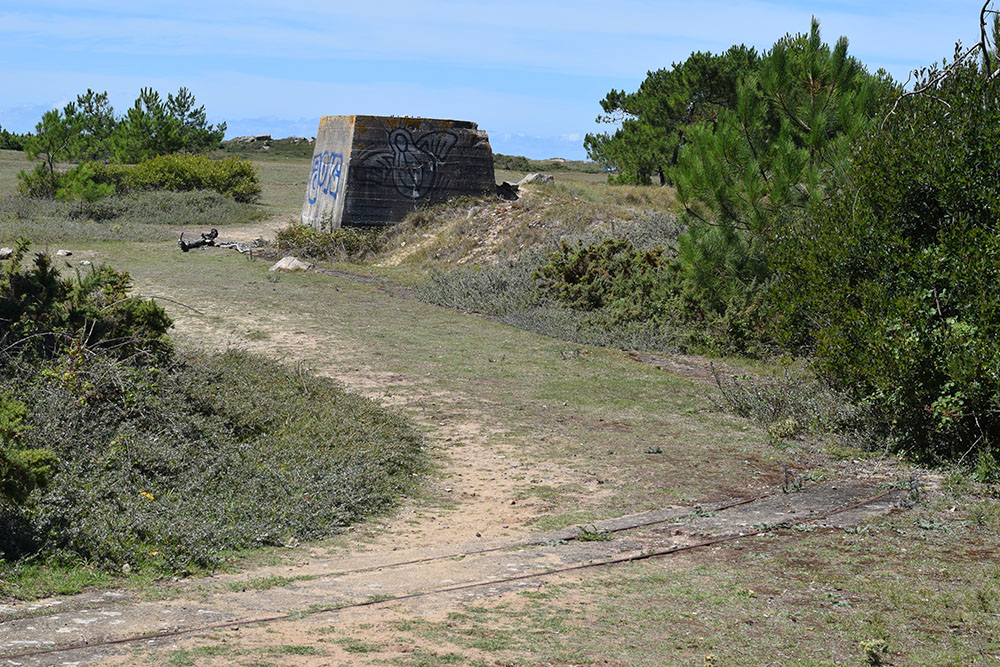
top-left (0, 1), bottom-right (987, 159)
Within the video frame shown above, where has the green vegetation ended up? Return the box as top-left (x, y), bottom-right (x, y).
top-left (585, 45), bottom-right (759, 185)
top-left (483, 12), bottom-right (1000, 469)
top-left (274, 223), bottom-right (384, 262)
top-left (0, 240), bottom-right (422, 596)
top-left (16, 86), bottom-right (256, 205)
top-left (90, 153), bottom-right (261, 203)
top-left (0, 124), bottom-right (27, 151)
top-left (493, 153), bottom-right (602, 175)
top-left (771, 44), bottom-right (1000, 468)
top-left (24, 87), bottom-right (225, 168)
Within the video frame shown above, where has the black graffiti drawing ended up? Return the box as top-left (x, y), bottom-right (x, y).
top-left (307, 151), bottom-right (344, 205)
top-left (360, 128), bottom-right (458, 200)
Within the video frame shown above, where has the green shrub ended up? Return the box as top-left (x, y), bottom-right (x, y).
top-left (94, 154), bottom-right (261, 203)
top-left (0, 242), bottom-right (423, 581)
top-left (16, 163), bottom-right (57, 199)
top-left (0, 239), bottom-right (173, 362)
top-left (534, 238), bottom-right (675, 324)
top-left (55, 163), bottom-right (115, 202)
top-left (772, 52), bottom-right (1000, 463)
top-left (714, 368), bottom-right (878, 448)
top-left (274, 224), bottom-right (384, 262)
top-left (1, 349), bottom-right (422, 574)
top-left (0, 448), bottom-right (58, 504)
top-left (0, 126), bottom-right (27, 151)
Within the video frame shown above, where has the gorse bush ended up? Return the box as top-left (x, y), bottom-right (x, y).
top-left (772, 49), bottom-right (1000, 467)
top-left (534, 238), bottom-right (675, 324)
top-left (417, 214), bottom-right (690, 353)
top-left (18, 154), bottom-right (261, 204)
top-left (0, 239), bottom-right (173, 362)
top-left (91, 154), bottom-right (261, 203)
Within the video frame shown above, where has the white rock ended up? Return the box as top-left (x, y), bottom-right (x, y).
top-left (269, 256), bottom-right (314, 272)
top-left (56, 249), bottom-right (72, 257)
top-left (517, 173), bottom-right (554, 186)
top-left (0, 247), bottom-right (12, 260)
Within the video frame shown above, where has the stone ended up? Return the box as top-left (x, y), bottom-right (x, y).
top-left (302, 115), bottom-right (496, 230)
top-left (233, 134), bottom-right (271, 143)
top-left (496, 182), bottom-right (520, 201)
top-left (56, 249), bottom-right (72, 257)
top-left (269, 256), bottom-right (314, 272)
top-left (0, 247), bottom-right (12, 260)
top-left (517, 173), bottom-right (554, 186)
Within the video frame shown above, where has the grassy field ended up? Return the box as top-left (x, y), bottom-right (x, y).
top-left (1, 150), bottom-right (998, 665)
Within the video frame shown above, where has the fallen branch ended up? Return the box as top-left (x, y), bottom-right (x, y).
top-left (178, 228), bottom-right (218, 252)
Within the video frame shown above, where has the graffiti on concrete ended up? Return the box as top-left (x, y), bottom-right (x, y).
top-left (360, 128), bottom-right (458, 200)
top-left (307, 151), bottom-right (344, 205)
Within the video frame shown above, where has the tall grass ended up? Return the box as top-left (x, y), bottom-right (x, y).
top-left (0, 190), bottom-right (265, 244)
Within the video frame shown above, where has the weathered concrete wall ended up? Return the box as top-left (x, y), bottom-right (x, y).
top-left (301, 116), bottom-right (351, 232)
top-left (301, 115), bottom-right (495, 229)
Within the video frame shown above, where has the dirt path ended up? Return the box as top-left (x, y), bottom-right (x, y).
top-left (0, 248), bottom-right (920, 665)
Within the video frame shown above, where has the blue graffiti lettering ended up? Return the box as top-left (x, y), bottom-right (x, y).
top-left (307, 151), bottom-right (344, 205)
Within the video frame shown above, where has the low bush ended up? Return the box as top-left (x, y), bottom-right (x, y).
top-left (417, 216), bottom-right (689, 353)
top-left (534, 238), bottom-right (675, 322)
top-left (92, 154), bottom-right (261, 203)
top-left (0, 243), bottom-right (423, 585)
top-left (16, 163), bottom-right (57, 199)
top-left (274, 224), bottom-right (384, 262)
top-left (0, 349), bottom-right (422, 575)
top-left (714, 368), bottom-right (879, 449)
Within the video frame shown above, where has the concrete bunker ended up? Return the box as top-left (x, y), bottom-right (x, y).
top-left (301, 115), bottom-right (496, 230)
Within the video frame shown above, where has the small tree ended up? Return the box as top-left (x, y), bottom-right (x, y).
top-left (585, 46), bottom-right (759, 185)
top-left (20, 105), bottom-right (80, 197)
top-left (73, 89), bottom-right (118, 161)
top-left (655, 18), bottom-right (894, 350)
top-left (672, 17), bottom-right (892, 236)
top-left (111, 87), bottom-right (225, 163)
top-left (167, 86), bottom-right (226, 154)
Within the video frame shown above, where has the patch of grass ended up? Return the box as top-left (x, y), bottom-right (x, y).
top-left (167, 644), bottom-right (232, 666)
top-left (0, 560), bottom-right (120, 600)
top-left (0, 190), bottom-right (264, 245)
top-left (262, 644), bottom-right (323, 656)
top-left (222, 574), bottom-right (318, 592)
top-left (336, 637), bottom-right (381, 653)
